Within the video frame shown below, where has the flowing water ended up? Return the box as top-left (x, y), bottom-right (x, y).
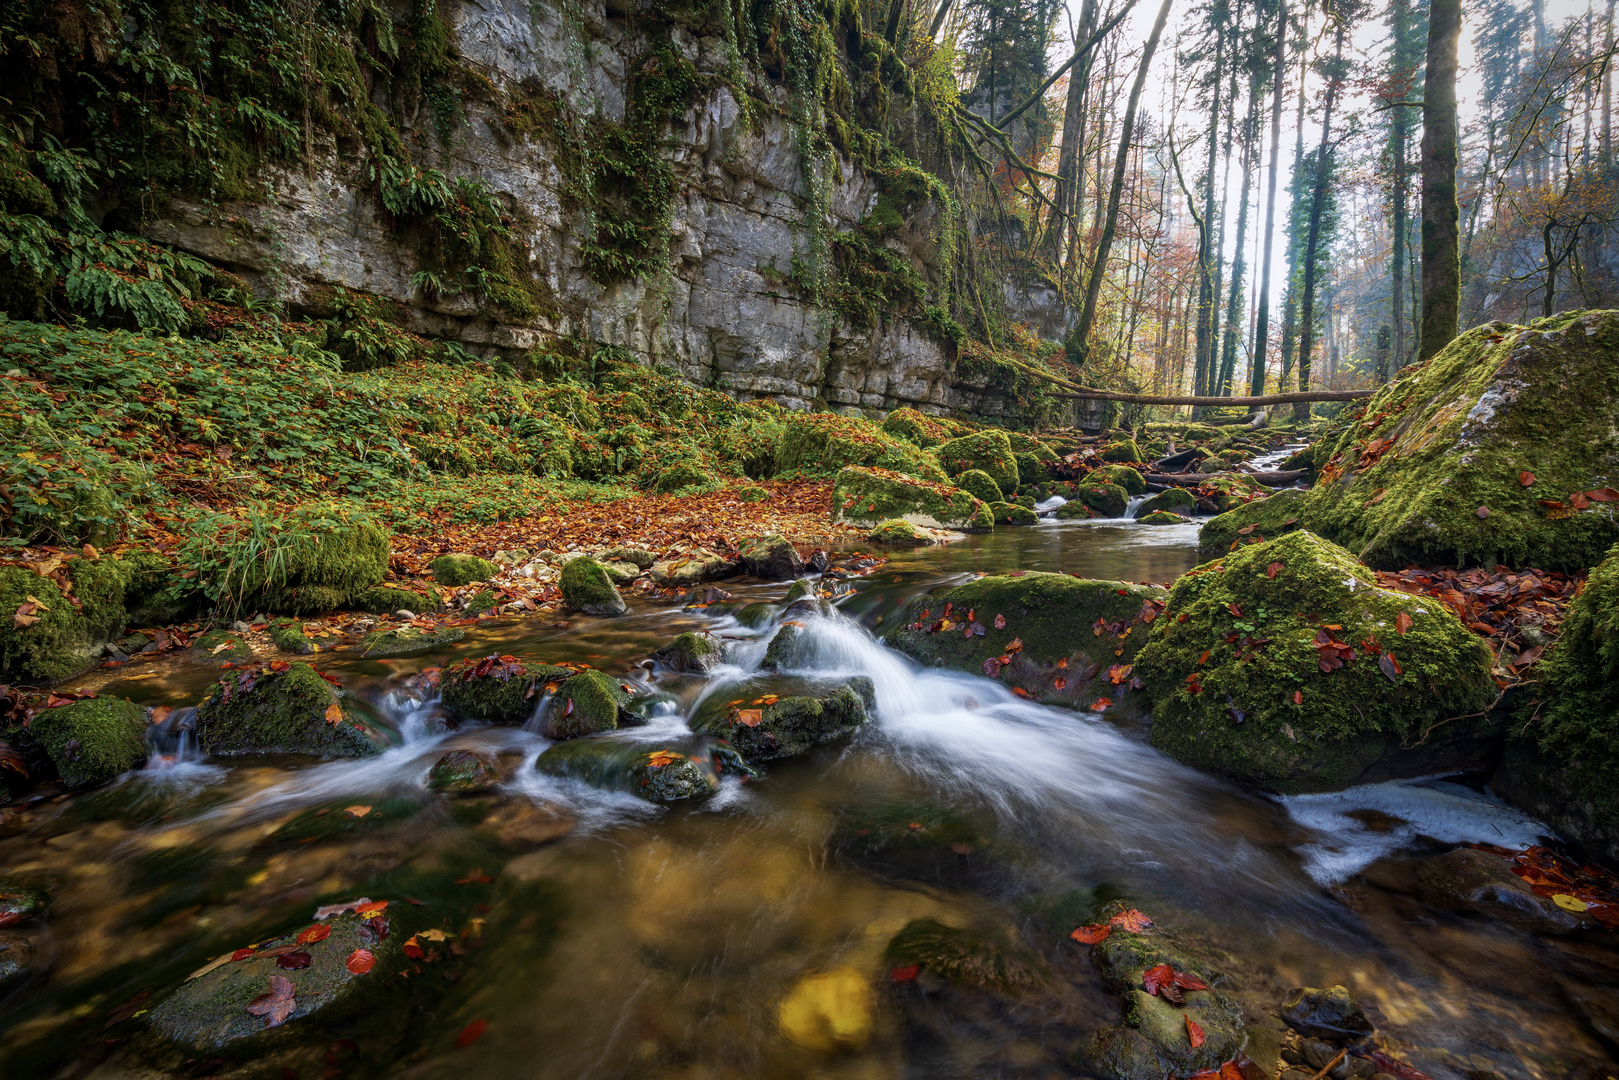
top-left (3, 509), bottom-right (1617, 1080)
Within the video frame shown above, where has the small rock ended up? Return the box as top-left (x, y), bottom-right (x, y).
top-left (1281, 985), bottom-right (1373, 1042)
top-left (599, 560), bottom-right (643, 586)
top-left (427, 749), bottom-right (500, 794)
top-left (232, 620), bottom-right (252, 633)
top-left (652, 632), bottom-right (723, 674)
top-left (540, 670), bottom-right (631, 739)
top-left (559, 557), bottom-right (629, 616)
top-left (0, 935), bottom-right (31, 983)
top-left (394, 609), bottom-right (416, 620)
top-left (429, 553), bottom-right (497, 586)
top-left (740, 534), bottom-right (804, 580)
top-left (806, 550), bottom-right (830, 573)
top-left (0, 882), bottom-right (48, 926)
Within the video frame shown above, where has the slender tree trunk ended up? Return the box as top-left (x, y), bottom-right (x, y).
top-left (1278, 13), bottom-right (1308, 394)
top-left (1069, 0), bottom-right (1174, 365)
top-left (1293, 19), bottom-right (1345, 422)
top-left (1605, 0), bottom-right (1616, 162)
top-left (1251, 0), bottom-right (1286, 396)
top-left (1046, 0), bottom-right (1098, 265)
top-left (1420, 0), bottom-right (1463, 361)
top-left (1193, 22), bottom-right (1226, 401)
top-left (1218, 68), bottom-right (1261, 395)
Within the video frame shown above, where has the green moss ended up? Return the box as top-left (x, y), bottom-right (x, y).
top-left (440, 657), bottom-right (575, 724)
top-left (358, 624), bottom-right (466, 657)
top-left (935, 430), bottom-right (1018, 493)
top-left (881, 407), bottom-right (952, 447)
top-left (29, 697), bottom-right (149, 787)
top-left (198, 502), bottom-right (389, 614)
top-left (1299, 313), bottom-right (1619, 570)
top-left (736, 485), bottom-right (771, 502)
top-left (776, 412), bottom-right (947, 481)
top-left (761, 623), bottom-right (805, 672)
top-left (869, 519), bottom-right (930, 545)
top-left (541, 669), bottom-right (628, 739)
top-left (689, 681), bottom-right (870, 761)
top-left (193, 629), bottom-right (253, 663)
top-left (1136, 531), bottom-right (1497, 793)
top-left (356, 585), bottom-right (436, 614)
top-left (652, 459), bottom-right (715, 494)
top-left (1198, 489), bottom-right (1308, 556)
top-left (954, 468), bottom-right (1004, 505)
top-left (0, 568), bottom-right (91, 684)
top-left (831, 465), bottom-right (984, 529)
top-left (1098, 438), bottom-right (1142, 463)
top-left (1137, 511), bottom-right (1185, 525)
top-left (536, 735), bottom-right (741, 802)
top-left (427, 748), bottom-right (499, 794)
top-left (988, 501), bottom-right (1038, 526)
top-left (430, 554), bottom-right (496, 586)
top-left (1074, 482), bottom-right (1129, 518)
top-left (193, 662), bottom-right (388, 757)
top-left (653, 632), bottom-right (722, 673)
top-left (267, 618), bottom-right (314, 655)
top-left (1134, 488), bottom-right (1195, 518)
top-left (559, 557), bottom-right (628, 616)
top-left (1091, 464), bottom-right (1147, 496)
top-left (888, 573), bottom-right (1167, 714)
top-left (885, 919), bottom-right (1047, 992)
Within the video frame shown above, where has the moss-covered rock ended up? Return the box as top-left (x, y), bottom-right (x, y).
top-left (146, 909), bottom-right (396, 1051)
top-left (1098, 438), bottom-right (1142, 463)
top-left (193, 629), bottom-right (253, 664)
top-left (1197, 488), bottom-right (1308, 556)
top-left (536, 734), bottom-right (754, 801)
top-left (0, 565), bottom-right (106, 684)
top-left (357, 624), bottom-right (466, 657)
top-left (355, 585), bottom-right (435, 615)
top-left (540, 669), bottom-right (630, 739)
top-left (689, 678), bottom-right (871, 762)
top-left (439, 656), bottom-right (576, 725)
top-left (652, 631), bottom-right (722, 674)
top-left (29, 697), bottom-right (149, 787)
top-left (761, 622), bottom-right (807, 672)
top-left (735, 485), bottom-right (771, 502)
top-left (649, 551), bottom-right (739, 586)
top-left (193, 663), bottom-right (390, 758)
top-left (1012, 494), bottom-right (1037, 510)
top-left (1299, 312), bottom-right (1619, 569)
top-left (885, 918), bottom-right (1048, 993)
top-left (1136, 531), bottom-right (1498, 793)
top-left (888, 574), bottom-right (1168, 715)
top-left (869, 519), bottom-right (931, 545)
top-left (1497, 544), bottom-right (1619, 863)
top-left (598, 560), bottom-right (642, 586)
top-left (1092, 463), bottom-right (1147, 496)
top-left (1014, 450), bottom-right (1057, 487)
top-left (429, 554), bottom-right (496, 586)
top-left (427, 748), bottom-right (499, 793)
top-left (881, 407), bottom-right (952, 448)
top-left (831, 465), bottom-right (985, 530)
top-left (653, 459), bottom-right (711, 493)
top-left (559, 556), bottom-right (628, 616)
top-left (601, 546), bottom-right (657, 569)
top-left (988, 502), bottom-right (1039, 526)
top-left (953, 468), bottom-right (1004, 505)
top-left (740, 534), bottom-right (804, 580)
top-left (267, 619), bottom-right (314, 655)
top-left (935, 430), bottom-right (1019, 493)
top-left (1134, 488), bottom-right (1195, 518)
top-left (1074, 482), bottom-right (1130, 518)
top-left (832, 799), bottom-right (994, 886)
top-left (1136, 511), bottom-right (1185, 525)
top-left (777, 411), bottom-right (948, 481)
top-left (462, 589), bottom-right (497, 616)
top-left (236, 503), bottom-right (390, 614)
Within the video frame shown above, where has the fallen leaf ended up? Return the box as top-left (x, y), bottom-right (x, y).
top-left (246, 975), bottom-right (296, 1027)
top-left (346, 948), bottom-right (376, 974)
top-left (344, 805), bottom-right (372, 818)
top-left (1090, 697), bottom-right (1111, 711)
top-left (1293, 690), bottom-right (1303, 705)
top-left (1396, 611), bottom-right (1413, 635)
top-left (1379, 652), bottom-right (1403, 681)
top-left (455, 870), bottom-right (493, 885)
top-left (645, 750), bottom-right (683, 768)
top-left (455, 1019), bottom-right (487, 1048)
top-left (296, 924), bottom-right (331, 945)
top-left (1110, 908), bottom-right (1152, 933)
top-left (323, 702), bottom-right (343, 726)
top-left (1266, 562), bottom-right (1283, 579)
top-left (994, 614), bottom-right (1006, 629)
top-left (1070, 924), bottom-right (1111, 944)
top-left (1519, 471), bottom-right (1536, 487)
top-left (890, 964), bottom-right (920, 982)
top-left (1553, 893), bottom-right (1590, 912)
top-left (1108, 664), bottom-right (1132, 685)
top-left (1227, 602), bottom-right (1242, 616)
top-left (735, 709), bottom-right (763, 728)
top-left (1053, 676), bottom-right (1067, 690)
top-left (276, 950), bottom-right (313, 970)
top-left (1187, 1016), bottom-right (1206, 1048)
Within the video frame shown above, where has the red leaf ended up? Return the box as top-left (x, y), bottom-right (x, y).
top-left (1477, 505), bottom-right (1490, 518)
top-left (1396, 611), bottom-right (1413, 635)
top-left (1227, 602), bottom-right (1242, 616)
top-left (1142, 964), bottom-right (1177, 995)
top-left (296, 924), bottom-right (331, 945)
top-left (1108, 664), bottom-right (1132, 685)
top-left (353, 900), bottom-right (389, 916)
top-left (1090, 697), bottom-right (1111, 711)
top-left (890, 965), bottom-right (920, 983)
top-left (1187, 1016), bottom-right (1206, 1048)
top-left (1293, 690), bottom-right (1303, 705)
top-left (346, 949), bottom-right (376, 975)
top-left (1266, 562), bottom-right (1283, 579)
top-left (276, 951), bottom-right (312, 970)
top-left (1053, 676), bottom-right (1067, 690)
top-left (1519, 471), bottom-right (1536, 487)
top-left (1070, 924), bottom-right (1111, 944)
top-left (455, 1019), bottom-right (487, 1048)
top-left (1379, 652), bottom-right (1403, 681)
top-left (1587, 487), bottom-right (1619, 502)
top-left (246, 975), bottom-right (296, 1028)
top-left (1110, 908), bottom-right (1152, 932)
top-left (993, 614), bottom-right (1006, 629)
top-left (1007, 637), bottom-right (1024, 653)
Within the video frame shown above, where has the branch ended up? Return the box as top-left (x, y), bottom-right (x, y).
top-left (1048, 388), bottom-right (1376, 405)
top-left (993, 1), bottom-right (1140, 130)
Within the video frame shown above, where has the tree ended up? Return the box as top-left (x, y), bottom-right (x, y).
top-left (1293, 10), bottom-right (1349, 422)
top-left (1250, 0), bottom-right (1288, 396)
top-left (1419, 0), bottom-right (1462, 360)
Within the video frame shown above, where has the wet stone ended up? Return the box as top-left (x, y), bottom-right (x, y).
top-left (689, 677), bottom-right (872, 762)
top-left (357, 624), bottom-right (466, 658)
top-left (1415, 846), bottom-right (1590, 933)
top-left (1281, 985), bottom-right (1374, 1042)
top-left (652, 631), bottom-right (723, 674)
top-left (536, 734), bottom-right (754, 802)
top-left (0, 935), bottom-right (30, 983)
top-left (0, 882), bottom-right (47, 927)
top-left (426, 749), bottom-right (500, 794)
top-left (740, 534), bottom-right (804, 580)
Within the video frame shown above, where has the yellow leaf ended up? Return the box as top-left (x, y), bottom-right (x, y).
top-left (345, 805), bottom-right (372, 818)
top-left (1553, 893), bottom-right (1589, 912)
top-left (323, 702), bottom-right (343, 725)
top-left (417, 928), bottom-right (448, 942)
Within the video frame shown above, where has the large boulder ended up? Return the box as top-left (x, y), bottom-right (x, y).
top-left (1300, 312), bottom-right (1619, 569)
top-left (953, 468), bottom-right (1004, 505)
top-left (1135, 531), bottom-right (1497, 794)
top-left (652, 631), bottom-right (723, 673)
top-left (1133, 488), bottom-right (1195, 518)
top-left (536, 734), bottom-right (754, 801)
top-left (1091, 463), bottom-right (1147, 496)
top-left (1496, 543), bottom-right (1619, 864)
top-left (559, 556), bottom-right (628, 616)
top-left (1197, 488), bottom-right (1308, 556)
top-left (539, 669), bottom-right (631, 739)
top-left (935, 430), bottom-right (1019, 494)
top-left (439, 656), bottom-right (577, 725)
top-left (193, 663), bottom-right (393, 758)
top-left (739, 534), bottom-right (804, 580)
top-left (28, 697), bottom-right (149, 787)
top-left (887, 573), bottom-right (1168, 715)
top-left (831, 465), bottom-right (989, 530)
top-left (689, 677), bottom-right (872, 762)
top-left (881, 406), bottom-right (953, 448)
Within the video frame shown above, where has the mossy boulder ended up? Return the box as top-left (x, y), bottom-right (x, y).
top-left (233, 503), bottom-right (390, 614)
top-left (598, 560), bottom-right (642, 586)
top-left (885, 918), bottom-right (1048, 993)
top-left (1075, 482), bottom-right (1130, 518)
top-left (427, 748), bottom-right (499, 793)
top-left (888, 573), bottom-right (1168, 715)
top-left (1197, 488), bottom-right (1308, 556)
top-left (540, 669), bottom-right (631, 739)
top-left (559, 556), bottom-right (628, 616)
top-left (953, 468), bottom-right (1004, 505)
top-left (1098, 438), bottom-right (1142, 463)
top-left (935, 430), bottom-right (1019, 494)
top-left (988, 502), bottom-right (1038, 526)
top-left (831, 466), bottom-right (985, 530)
top-left (653, 459), bottom-right (711, 493)
top-left (193, 629), bottom-right (252, 664)
top-left (1091, 463), bottom-right (1147, 496)
top-left (193, 663), bottom-right (391, 758)
top-left (740, 534), bottom-right (804, 580)
top-left (1136, 511), bottom-right (1186, 525)
top-left (689, 677), bottom-right (872, 762)
top-left (267, 619), bottom-right (314, 655)
top-left (652, 631), bottom-right (723, 674)
top-left (1497, 544), bottom-right (1619, 863)
top-left (1299, 312), bottom-right (1619, 569)
top-left (1134, 488), bottom-right (1195, 518)
top-left (429, 554), bottom-right (496, 587)
top-left (439, 656), bottom-right (576, 725)
top-left (0, 559), bottom-right (134, 684)
top-left (146, 909), bottom-right (396, 1051)
top-left (29, 697), bottom-right (149, 787)
top-left (869, 519), bottom-right (931, 545)
top-left (1136, 531), bottom-right (1498, 793)
top-left (777, 411), bottom-right (948, 481)
top-left (881, 407), bottom-right (951, 447)
top-left (536, 734), bottom-right (754, 801)
top-left (462, 589), bottom-right (497, 616)
top-left (735, 485), bottom-right (771, 502)
top-left (761, 622), bottom-right (807, 672)
top-left (355, 585), bottom-right (435, 615)
top-left (1014, 449), bottom-right (1058, 487)
top-left (357, 624), bottom-right (466, 657)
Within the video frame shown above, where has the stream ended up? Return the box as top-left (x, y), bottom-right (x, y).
top-left (2, 492), bottom-right (1616, 1079)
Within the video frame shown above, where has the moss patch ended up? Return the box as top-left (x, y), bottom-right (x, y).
top-left (652, 632), bottom-right (722, 673)
top-left (194, 663), bottom-right (388, 758)
top-left (0, 567), bottom-right (93, 684)
top-left (429, 554), bottom-right (496, 586)
top-left (1092, 464), bottom-right (1147, 496)
top-left (440, 656), bottom-right (575, 725)
top-left (1136, 531), bottom-right (1497, 793)
top-left (869, 519), bottom-right (931, 545)
top-left (689, 679), bottom-right (870, 762)
top-left (831, 465), bottom-right (984, 529)
top-left (1198, 488), bottom-right (1308, 556)
top-left (540, 669), bottom-right (628, 739)
top-left (559, 557), bottom-right (628, 616)
top-left (29, 697), bottom-right (149, 787)
top-left (267, 619), bottom-right (314, 655)
top-left (1135, 488), bottom-right (1195, 518)
top-left (988, 502), bottom-right (1038, 526)
top-left (954, 469), bottom-right (1004, 505)
top-left (358, 625), bottom-right (466, 657)
top-left (881, 407), bottom-right (952, 448)
top-left (1075, 482), bottom-right (1129, 518)
top-left (935, 430), bottom-right (1018, 493)
top-left (777, 412), bottom-right (946, 482)
top-left (1098, 439), bottom-right (1142, 463)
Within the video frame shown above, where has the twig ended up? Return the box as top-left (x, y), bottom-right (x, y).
top-left (1309, 1049), bottom-right (1346, 1080)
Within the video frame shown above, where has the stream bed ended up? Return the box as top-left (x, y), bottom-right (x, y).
top-left (2, 515), bottom-right (1616, 1080)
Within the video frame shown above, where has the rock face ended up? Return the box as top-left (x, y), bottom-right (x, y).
top-left (135, 0), bottom-right (1045, 421)
top-left (193, 663), bottom-right (391, 758)
top-left (28, 696), bottom-right (149, 787)
top-left (831, 465), bottom-right (989, 530)
top-left (1300, 312), bottom-right (1619, 570)
top-left (560, 556), bottom-right (629, 616)
top-left (887, 573), bottom-right (1168, 716)
top-left (1136, 532), bottom-right (1497, 794)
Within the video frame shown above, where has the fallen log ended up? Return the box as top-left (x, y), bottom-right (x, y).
top-left (1145, 468), bottom-right (1310, 486)
top-left (1050, 389), bottom-right (1373, 406)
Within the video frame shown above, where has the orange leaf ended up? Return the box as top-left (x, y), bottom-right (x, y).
top-left (1053, 676), bottom-right (1067, 690)
top-left (1069, 924), bottom-right (1111, 944)
top-left (323, 702), bottom-right (343, 726)
top-left (1090, 697), bottom-right (1111, 711)
top-left (646, 750), bottom-right (683, 768)
top-left (1519, 471), bottom-right (1536, 487)
top-left (1187, 1017), bottom-right (1206, 1048)
top-left (346, 948), bottom-right (376, 974)
top-left (1396, 611), bottom-right (1413, 636)
top-left (455, 1019), bottom-right (487, 1048)
top-left (735, 709), bottom-right (763, 728)
top-left (296, 923), bottom-right (331, 945)
top-left (1266, 562), bottom-right (1283, 579)
top-left (344, 805), bottom-right (372, 818)
top-left (1109, 908), bottom-right (1152, 932)
top-left (353, 900), bottom-right (388, 917)
top-left (1293, 690), bottom-right (1303, 705)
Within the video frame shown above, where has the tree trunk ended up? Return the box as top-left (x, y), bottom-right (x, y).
top-left (1293, 19), bottom-right (1345, 423)
top-left (1193, 22), bottom-right (1226, 401)
top-left (1419, 0), bottom-right (1463, 362)
top-left (1068, 0), bottom-right (1174, 365)
top-left (1045, 0), bottom-right (1098, 264)
top-left (1218, 67), bottom-right (1261, 395)
top-left (1250, 0), bottom-right (1287, 397)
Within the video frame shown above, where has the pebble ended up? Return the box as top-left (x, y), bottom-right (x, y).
top-left (394, 610), bottom-right (416, 620)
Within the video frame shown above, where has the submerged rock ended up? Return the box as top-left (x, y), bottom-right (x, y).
top-left (778, 967), bottom-right (873, 1052)
top-left (539, 669), bottom-right (631, 739)
top-left (1301, 312), bottom-right (1619, 570)
top-left (194, 663), bottom-right (392, 758)
top-left (1136, 531), bottom-right (1497, 794)
top-left (885, 918), bottom-right (1048, 993)
top-left (0, 882), bottom-right (48, 926)
top-left (429, 554), bottom-right (496, 586)
top-left (29, 696), bottom-right (149, 787)
top-left (832, 799), bottom-right (994, 887)
top-left (560, 556), bottom-right (628, 616)
top-left (1198, 488), bottom-right (1308, 555)
top-left (0, 935), bottom-right (30, 983)
top-left (536, 734), bottom-right (753, 801)
top-left (689, 677), bottom-right (872, 762)
top-left (1279, 985), bottom-right (1374, 1043)
top-left (831, 465), bottom-right (989, 531)
top-left (357, 624), bottom-right (465, 657)
top-left (936, 429), bottom-right (1019, 493)
top-left (652, 631), bottom-right (723, 674)
top-left (740, 534), bottom-right (804, 580)
top-left (1137, 511), bottom-right (1186, 525)
top-left (1414, 847), bottom-right (1589, 934)
top-left (887, 572), bottom-right (1168, 716)
top-left (426, 749), bottom-right (500, 794)
top-left (439, 656), bottom-right (575, 725)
